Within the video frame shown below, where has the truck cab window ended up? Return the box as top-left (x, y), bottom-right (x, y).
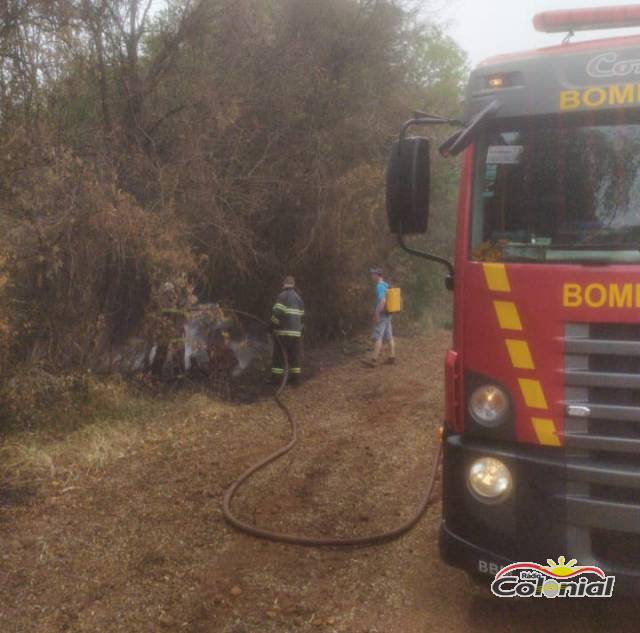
top-left (471, 121), bottom-right (640, 263)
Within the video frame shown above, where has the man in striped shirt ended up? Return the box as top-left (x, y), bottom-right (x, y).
top-left (270, 276), bottom-right (305, 385)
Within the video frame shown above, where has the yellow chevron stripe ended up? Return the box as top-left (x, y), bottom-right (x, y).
top-left (505, 339), bottom-right (535, 370)
top-left (483, 263), bottom-right (511, 292)
top-left (482, 262), bottom-right (558, 445)
top-left (532, 417), bottom-right (561, 447)
top-left (519, 378), bottom-right (548, 409)
top-left (493, 301), bottom-right (523, 331)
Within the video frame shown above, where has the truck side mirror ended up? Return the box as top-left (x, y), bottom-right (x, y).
top-left (386, 137), bottom-right (430, 235)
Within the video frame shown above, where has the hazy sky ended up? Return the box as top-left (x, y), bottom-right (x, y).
top-left (443, 0), bottom-right (640, 66)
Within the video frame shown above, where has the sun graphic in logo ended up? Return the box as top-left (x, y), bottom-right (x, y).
top-left (495, 555), bottom-right (607, 581)
top-left (545, 556), bottom-right (580, 577)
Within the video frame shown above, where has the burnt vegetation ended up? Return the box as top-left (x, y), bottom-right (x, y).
top-left (0, 0), bottom-right (466, 427)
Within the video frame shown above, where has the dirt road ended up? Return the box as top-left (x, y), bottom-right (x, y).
top-left (2, 331), bottom-right (640, 632)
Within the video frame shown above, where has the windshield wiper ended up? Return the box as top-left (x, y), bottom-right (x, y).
top-left (545, 249), bottom-right (640, 264)
top-left (550, 244), bottom-right (640, 251)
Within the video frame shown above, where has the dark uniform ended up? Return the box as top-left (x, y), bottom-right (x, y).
top-left (271, 286), bottom-right (305, 383)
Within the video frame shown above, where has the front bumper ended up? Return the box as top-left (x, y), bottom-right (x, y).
top-left (440, 434), bottom-right (640, 594)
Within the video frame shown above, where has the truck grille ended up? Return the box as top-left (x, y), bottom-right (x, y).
top-left (564, 323), bottom-right (640, 456)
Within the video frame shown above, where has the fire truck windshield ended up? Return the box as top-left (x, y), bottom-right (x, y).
top-left (471, 119), bottom-right (640, 264)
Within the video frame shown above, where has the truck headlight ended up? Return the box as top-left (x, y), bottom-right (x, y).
top-left (469, 384), bottom-right (509, 426)
top-left (468, 457), bottom-right (513, 502)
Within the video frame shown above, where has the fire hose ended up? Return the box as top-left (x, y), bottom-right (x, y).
top-left (222, 309), bottom-right (443, 547)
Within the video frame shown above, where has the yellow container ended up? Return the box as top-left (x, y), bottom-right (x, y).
top-left (386, 287), bottom-right (402, 313)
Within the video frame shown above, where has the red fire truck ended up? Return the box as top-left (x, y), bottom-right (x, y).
top-left (387, 5), bottom-right (640, 593)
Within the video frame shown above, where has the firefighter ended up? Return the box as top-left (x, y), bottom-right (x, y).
top-left (270, 275), bottom-right (305, 385)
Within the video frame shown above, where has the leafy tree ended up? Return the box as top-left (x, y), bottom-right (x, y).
top-left (0, 0), bottom-right (468, 383)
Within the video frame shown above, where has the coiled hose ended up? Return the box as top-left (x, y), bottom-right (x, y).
top-left (222, 309), bottom-right (443, 547)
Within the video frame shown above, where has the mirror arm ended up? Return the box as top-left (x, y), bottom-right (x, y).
top-left (399, 115), bottom-right (462, 144)
top-left (441, 100), bottom-right (501, 157)
top-left (397, 232), bottom-right (455, 290)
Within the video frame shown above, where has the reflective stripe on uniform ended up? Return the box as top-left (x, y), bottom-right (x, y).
top-left (289, 367), bottom-right (301, 374)
top-left (274, 330), bottom-right (302, 337)
top-left (271, 367), bottom-right (285, 374)
top-left (273, 304), bottom-right (304, 316)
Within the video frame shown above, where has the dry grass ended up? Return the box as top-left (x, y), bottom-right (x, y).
top-left (0, 378), bottom-right (230, 484)
top-left (1, 422), bottom-right (144, 481)
top-left (4, 332), bottom-right (639, 633)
